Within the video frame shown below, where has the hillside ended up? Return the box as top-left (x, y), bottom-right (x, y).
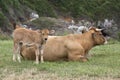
top-left (0, 0), bottom-right (120, 39)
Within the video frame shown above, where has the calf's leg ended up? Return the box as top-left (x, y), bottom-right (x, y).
top-left (13, 43), bottom-right (17, 62)
top-left (40, 49), bottom-right (44, 63)
top-left (17, 45), bottom-right (21, 63)
top-left (35, 47), bottom-right (40, 64)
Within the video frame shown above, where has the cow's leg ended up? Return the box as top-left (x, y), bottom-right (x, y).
top-left (68, 53), bottom-right (88, 62)
top-left (68, 49), bottom-right (88, 62)
top-left (84, 51), bottom-right (90, 60)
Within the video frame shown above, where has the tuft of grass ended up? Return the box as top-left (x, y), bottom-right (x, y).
top-left (0, 40), bottom-right (120, 80)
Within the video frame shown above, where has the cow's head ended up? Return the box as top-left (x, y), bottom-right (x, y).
top-left (89, 27), bottom-right (107, 45)
top-left (37, 29), bottom-right (55, 43)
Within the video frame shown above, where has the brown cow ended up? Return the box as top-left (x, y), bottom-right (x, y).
top-left (18, 27), bottom-right (107, 62)
top-left (12, 23), bottom-right (55, 64)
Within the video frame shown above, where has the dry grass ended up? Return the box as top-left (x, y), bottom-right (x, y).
top-left (1, 68), bottom-right (119, 80)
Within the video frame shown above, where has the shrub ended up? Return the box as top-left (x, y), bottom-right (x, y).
top-left (118, 32), bottom-right (120, 41)
top-left (0, 34), bottom-right (12, 40)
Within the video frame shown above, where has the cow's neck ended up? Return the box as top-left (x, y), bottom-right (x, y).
top-left (78, 32), bottom-right (96, 50)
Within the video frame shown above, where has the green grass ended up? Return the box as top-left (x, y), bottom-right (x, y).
top-left (0, 40), bottom-right (120, 80)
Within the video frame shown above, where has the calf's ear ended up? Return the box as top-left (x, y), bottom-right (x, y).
top-left (50, 30), bottom-right (55, 35)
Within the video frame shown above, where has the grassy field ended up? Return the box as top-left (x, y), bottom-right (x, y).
top-left (0, 40), bottom-right (120, 80)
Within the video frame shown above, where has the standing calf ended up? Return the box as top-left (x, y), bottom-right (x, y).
top-left (12, 23), bottom-right (54, 64)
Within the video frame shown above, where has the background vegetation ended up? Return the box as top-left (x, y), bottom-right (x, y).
top-left (0, 0), bottom-right (120, 33)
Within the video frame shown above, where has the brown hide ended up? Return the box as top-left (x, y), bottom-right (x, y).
top-left (20, 27), bottom-right (106, 62)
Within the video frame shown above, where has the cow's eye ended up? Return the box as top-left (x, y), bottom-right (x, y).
top-left (42, 33), bottom-right (44, 35)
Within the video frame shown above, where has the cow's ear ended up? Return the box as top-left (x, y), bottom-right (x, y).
top-left (92, 33), bottom-right (96, 38)
top-left (50, 30), bottom-right (55, 35)
top-left (89, 27), bottom-right (97, 33)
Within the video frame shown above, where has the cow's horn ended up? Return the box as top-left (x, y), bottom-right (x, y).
top-left (96, 28), bottom-right (102, 31)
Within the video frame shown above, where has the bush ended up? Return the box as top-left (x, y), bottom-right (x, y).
top-left (0, 34), bottom-right (12, 40)
top-left (118, 32), bottom-right (120, 41)
top-left (108, 38), bottom-right (120, 44)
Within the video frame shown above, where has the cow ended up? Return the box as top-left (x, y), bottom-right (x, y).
top-left (18, 27), bottom-right (107, 62)
top-left (12, 23), bottom-right (55, 64)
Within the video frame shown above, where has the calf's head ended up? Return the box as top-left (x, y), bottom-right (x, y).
top-left (37, 29), bottom-right (55, 43)
top-left (89, 27), bottom-right (107, 45)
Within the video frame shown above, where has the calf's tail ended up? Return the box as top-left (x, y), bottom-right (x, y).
top-left (18, 41), bottom-right (25, 59)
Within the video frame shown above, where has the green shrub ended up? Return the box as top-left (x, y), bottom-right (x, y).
top-left (0, 34), bottom-right (12, 40)
top-left (118, 32), bottom-right (120, 41)
top-left (108, 38), bottom-right (120, 44)
top-left (0, 12), bottom-right (6, 26)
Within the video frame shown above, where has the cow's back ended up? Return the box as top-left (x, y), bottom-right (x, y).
top-left (13, 28), bottom-right (41, 43)
top-left (43, 36), bottom-right (68, 61)
top-left (43, 35), bottom-right (81, 61)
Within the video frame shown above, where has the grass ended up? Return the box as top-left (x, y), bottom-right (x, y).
top-left (0, 40), bottom-right (120, 80)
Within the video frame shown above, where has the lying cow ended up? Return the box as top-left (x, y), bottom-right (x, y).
top-left (12, 23), bottom-right (55, 64)
top-left (18, 27), bottom-right (107, 62)
top-left (44, 27), bottom-right (107, 61)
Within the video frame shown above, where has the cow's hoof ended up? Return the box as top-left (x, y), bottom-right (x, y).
top-left (80, 57), bottom-right (88, 62)
top-left (18, 60), bottom-right (21, 63)
top-left (82, 58), bottom-right (88, 62)
top-left (13, 58), bottom-right (17, 62)
top-left (34, 61), bottom-right (39, 64)
top-left (13, 60), bottom-right (17, 62)
top-left (41, 61), bottom-right (44, 63)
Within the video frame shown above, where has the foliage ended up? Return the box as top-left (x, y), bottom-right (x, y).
top-left (0, 0), bottom-right (120, 37)
top-left (0, 34), bottom-right (12, 40)
top-left (21, 0), bottom-right (57, 17)
top-left (49, 0), bottom-right (120, 20)
top-left (118, 32), bottom-right (120, 41)
top-left (1, 0), bottom-right (120, 21)
top-left (0, 12), bottom-right (6, 27)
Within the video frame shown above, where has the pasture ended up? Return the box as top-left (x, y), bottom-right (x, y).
top-left (0, 40), bottom-right (120, 80)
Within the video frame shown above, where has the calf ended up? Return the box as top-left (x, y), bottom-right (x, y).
top-left (12, 23), bottom-right (54, 64)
